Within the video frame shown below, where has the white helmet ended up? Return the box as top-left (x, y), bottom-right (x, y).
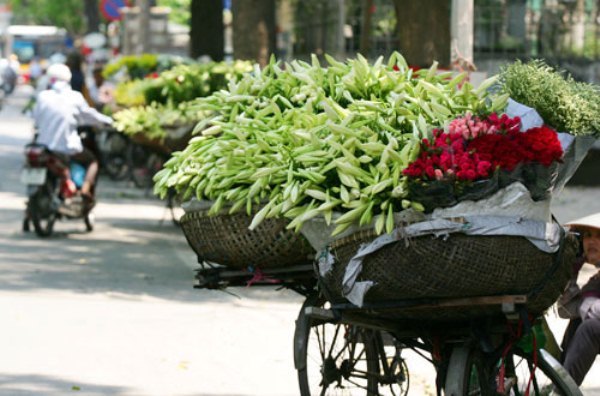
top-left (47, 63), bottom-right (72, 82)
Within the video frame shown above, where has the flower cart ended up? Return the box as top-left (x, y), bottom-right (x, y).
top-left (153, 54), bottom-right (598, 395)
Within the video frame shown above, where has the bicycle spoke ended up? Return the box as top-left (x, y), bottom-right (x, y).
top-left (345, 376), bottom-right (375, 391)
top-left (314, 325), bottom-right (326, 358)
top-left (327, 323), bottom-right (342, 358)
top-left (528, 359), bottom-right (540, 395)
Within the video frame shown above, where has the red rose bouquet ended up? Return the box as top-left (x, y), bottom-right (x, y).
top-left (403, 113), bottom-right (563, 211)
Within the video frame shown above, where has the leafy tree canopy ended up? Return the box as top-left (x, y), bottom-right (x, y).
top-left (157, 0), bottom-right (190, 26)
top-left (8, 0), bottom-right (85, 35)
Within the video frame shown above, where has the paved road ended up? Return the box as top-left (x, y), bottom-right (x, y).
top-left (0, 86), bottom-right (307, 396)
top-left (1, 85), bottom-right (599, 395)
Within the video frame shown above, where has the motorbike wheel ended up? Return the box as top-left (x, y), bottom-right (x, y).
top-left (22, 217), bottom-right (31, 232)
top-left (30, 206), bottom-right (57, 237)
top-left (84, 212), bottom-right (95, 232)
top-left (29, 189), bottom-right (57, 237)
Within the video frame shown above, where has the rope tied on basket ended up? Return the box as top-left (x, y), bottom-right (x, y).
top-left (497, 319), bottom-right (524, 394)
top-left (526, 221), bottom-right (567, 302)
top-left (496, 312), bottom-right (538, 396)
top-left (245, 267), bottom-right (281, 287)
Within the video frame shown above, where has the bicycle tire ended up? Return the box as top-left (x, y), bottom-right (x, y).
top-left (101, 132), bottom-right (130, 181)
top-left (506, 349), bottom-right (582, 396)
top-left (295, 296), bottom-right (379, 395)
top-left (372, 331), bottom-right (410, 396)
top-left (444, 344), bottom-right (496, 396)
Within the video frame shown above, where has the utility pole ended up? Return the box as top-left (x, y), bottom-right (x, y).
top-left (0, 2), bottom-right (12, 58)
top-left (138, 0), bottom-right (151, 53)
top-left (450, 0), bottom-right (474, 70)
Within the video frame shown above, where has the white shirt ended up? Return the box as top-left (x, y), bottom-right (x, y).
top-left (32, 81), bottom-right (112, 155)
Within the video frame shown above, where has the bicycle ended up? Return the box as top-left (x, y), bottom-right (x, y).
top-left (289, 215), bottom-right (586, 395)
top-left (294, 293), bottom-right (582, 395)
top-left (295, 293), bottom-right (410, 396)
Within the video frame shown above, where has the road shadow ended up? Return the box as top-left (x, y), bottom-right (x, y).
top-left (0, 373), bottom-right (259, 396)
top-left (0, 207), bottom-right (305, 306)
top-left (0, 373), bottom-right (130, 396)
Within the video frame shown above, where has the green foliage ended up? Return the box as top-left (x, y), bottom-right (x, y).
top-left (157, 0), bottom-right (191, 26)
top-left (112, 60), bottom-right (252, 140)
top-left (113, 102), bottom-right (205, 140)
top-left (8, 0), bottom-right (84, 34)
top-left (500, 60), bottom-right (600, 137)
top-left (103, 53), bottom-right (195, 81)
top-left (113, 80), bottom-right (150, 108)
top-left (153, 53), bottom-right (507, 234)
top-left (143, 61), bottom-right (253, 106)
top-left (102, 54), bottom-right (159, 80)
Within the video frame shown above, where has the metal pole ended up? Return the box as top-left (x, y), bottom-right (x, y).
top-left (337, 0), bottom-right (345, 59)
top-left (450, 0), bottom-right (474, 66)
top-left (138, 0), bottom-right (151, 53)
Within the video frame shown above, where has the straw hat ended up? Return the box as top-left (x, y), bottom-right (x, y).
top-left (566, 212), bottom-right (600, 231)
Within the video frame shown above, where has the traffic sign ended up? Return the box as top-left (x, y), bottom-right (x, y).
top-left (100, 0), bottom-right (130, 22)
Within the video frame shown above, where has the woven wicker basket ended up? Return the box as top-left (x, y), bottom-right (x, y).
top-left (130, 125), bottom-right (193, 154)
top-left (180, 210), bottom-right (315, 269)
top-left (321, 230), bottom-right (578, 320)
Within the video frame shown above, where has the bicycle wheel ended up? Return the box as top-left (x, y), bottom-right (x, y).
top-left (102, 132), bottom-right (130, 181)
top-left (295, 298), bottom-right (379, 395)
top-left (372, 332), bottom-right (410, 396)
top-left (129, 145), bottom-right (164, 189)
top-left (444, 344), bottom-right (496, 396)
top-left (505, 349), bottom-right (582, 396)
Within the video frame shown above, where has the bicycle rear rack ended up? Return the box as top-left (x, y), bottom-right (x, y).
top-left (194, 263), bottom-right (316, 295)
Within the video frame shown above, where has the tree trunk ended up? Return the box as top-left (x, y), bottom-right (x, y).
top-left (359, 0), bottom-right (375, 56)
top-left (570, 0), bottom-right (586, 52)
top-left (232, 0), bottom-right (276, 66)
top-left (83, 0), bottom-right (100, 33)
top-left (190, 0), bottom-right (224, 61)
top-left (393, 0), bottom-right (451, 67)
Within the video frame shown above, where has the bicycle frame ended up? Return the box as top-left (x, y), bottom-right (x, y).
top-left (302, 294), bottom-right (583, 395)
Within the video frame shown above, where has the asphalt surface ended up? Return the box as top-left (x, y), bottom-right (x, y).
top-left (1, 85), bottom-right (599, 395)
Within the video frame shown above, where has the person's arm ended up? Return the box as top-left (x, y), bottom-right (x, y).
top-left (74, 93), bottom-right (113, 126)
top-left (580, 272), bottom-right (600, 320)
top-left (581, 298), bottom-right (600, 320)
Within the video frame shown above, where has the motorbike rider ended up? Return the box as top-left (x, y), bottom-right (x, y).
top-left (32, 63), bottom-right (112, 201)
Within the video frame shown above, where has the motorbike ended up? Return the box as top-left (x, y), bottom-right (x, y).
top-left (21, 127), bottom-right (98, 237)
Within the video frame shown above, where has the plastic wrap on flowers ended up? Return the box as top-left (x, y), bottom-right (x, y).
top-left (455, 172), bottom-right (500, 203)
top-left (553, 134), bottom-right (596, 193)
top-left (505, 100), bottom-right (596, 195)
top-left (406, 180), bottom-right (457, 213)
top-left (521, 162), bottom-right (559, 201)
top-left (407, 175), bottom-right (500, 213)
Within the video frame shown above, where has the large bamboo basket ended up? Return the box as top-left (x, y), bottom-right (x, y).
top-left (180, 209), bottom-right (315, 270)
top-left (320, 230), bottom-right (578, 320)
